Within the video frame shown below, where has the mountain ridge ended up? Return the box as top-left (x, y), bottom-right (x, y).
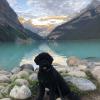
top-left (0, 0), bottom-right (42, 42)
top-left (48, 1), bottom-right (100, 40)
top-left (0, 0), bottom-right (27, 42)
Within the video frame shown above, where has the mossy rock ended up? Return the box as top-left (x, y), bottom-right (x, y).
top-left (29, 80), bottom-right (39, 96)
top-left (86, 71), bottom-right (100, 92)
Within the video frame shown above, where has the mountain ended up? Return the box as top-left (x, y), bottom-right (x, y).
top-left (25, 29), bottom-right (43, 40)
top-left (22, 19), bottom-right (52, 37)
top-left (0, 0), bottom-right (28, 42)
top-left (19, 16), bottom-right (69, 38)
top-left (48, 1), bottom-right (100, 40)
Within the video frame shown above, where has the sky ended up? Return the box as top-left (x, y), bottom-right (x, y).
top-left (7, 0), bottom-right (93, 19)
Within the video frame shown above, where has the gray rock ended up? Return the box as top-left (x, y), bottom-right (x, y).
top-left (0, 75), bottom-right (11, 83)
top-left (0, 98), bottom-right (11, 100)
top-left (0, 71), bottom-right (11, 77)
top-left (91, 66), bottom-right (100, 84)
top-left (67, 71), bottom-right (87, 78)
top-left (29, 73), bottom-right (38, 81)
top-left (62, 65), bottom-right (86, 73)
top-left (0, 74), bottom-right (11, 78)
top-left (87, 62), bottom-right (95, 69)
top-left (11, 67), bottom-right (21, 74)
top-left (54, 65), bottom-right (67, 72)
top-left (79, 60), bottom-right (89, 66)
top-left (64, 76), bottom-right (96, 91)
top-left (78, 65), bottom-right (87, 72)
top-left (93, 62), bottom-right (100, 66)
top-left (15, 79), bottom-right (29, 86)
top-left (20, 64), bottom-right (34, 71)
top-left (10, 85), bottom-right (32, 99)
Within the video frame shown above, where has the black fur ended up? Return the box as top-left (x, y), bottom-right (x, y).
top-left (34, 52), bottom-right (80, 100)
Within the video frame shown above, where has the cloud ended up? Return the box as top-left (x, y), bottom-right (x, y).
top-left (27, 0), bottom-right (34, 5)
top-left (26, 0), bottom-right (93, 17)
top-left (7, 0), bottom-right (17, 6)
top-left (7, 0), bottom-right (94, 18)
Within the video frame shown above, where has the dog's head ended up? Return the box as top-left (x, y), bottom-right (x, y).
top-left (34, 52), bottom-right (53, 70)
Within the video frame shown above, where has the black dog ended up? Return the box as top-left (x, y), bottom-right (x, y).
top-left (34, 52), bottom-right (80, 100)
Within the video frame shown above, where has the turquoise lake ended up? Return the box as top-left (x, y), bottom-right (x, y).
top-left (0, 40), bottom-right (100, 70)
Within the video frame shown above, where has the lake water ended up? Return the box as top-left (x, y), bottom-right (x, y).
top-left (0, 39), bottom-right (100, 70)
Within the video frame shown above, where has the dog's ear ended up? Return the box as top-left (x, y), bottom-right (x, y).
top-left (34, 54), bottom-right (40, 65)
top-left (34, 52), bottom-right (54, 65)
top-left (47, 54), bottom-right (53, 65)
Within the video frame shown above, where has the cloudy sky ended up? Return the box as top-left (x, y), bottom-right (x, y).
top-left (7, 0), bottom-right (94, 19)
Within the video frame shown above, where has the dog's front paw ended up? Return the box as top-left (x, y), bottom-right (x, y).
top-left (56, 98), bottom-right (62, 100)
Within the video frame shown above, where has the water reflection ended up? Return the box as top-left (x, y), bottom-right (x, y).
top-left (20, 42), bottom-right (67, 69)
top-left (48, 40), bottom-right (100, 58)
top-left (0, 42), bottom-right (40, 70)
top-left (0, 40), bottom-right (100, 70)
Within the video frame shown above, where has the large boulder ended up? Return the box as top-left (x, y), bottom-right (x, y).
top-left (10, 85), bottom-right (32, 100)
top-left (64, 76), bottom-right (96, 91)
top-left (91, 66), bottom-right (100, 83)
top-left (67, 56), bottom-right (80, 66)
top-left (20, 64), bottom-right (34, 71)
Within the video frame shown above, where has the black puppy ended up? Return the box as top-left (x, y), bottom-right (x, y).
top-left (34, 52), bottom-right (80, 100)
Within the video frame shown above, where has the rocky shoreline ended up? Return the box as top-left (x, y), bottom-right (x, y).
top-left (0, 56), bottom-right (100, 100)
